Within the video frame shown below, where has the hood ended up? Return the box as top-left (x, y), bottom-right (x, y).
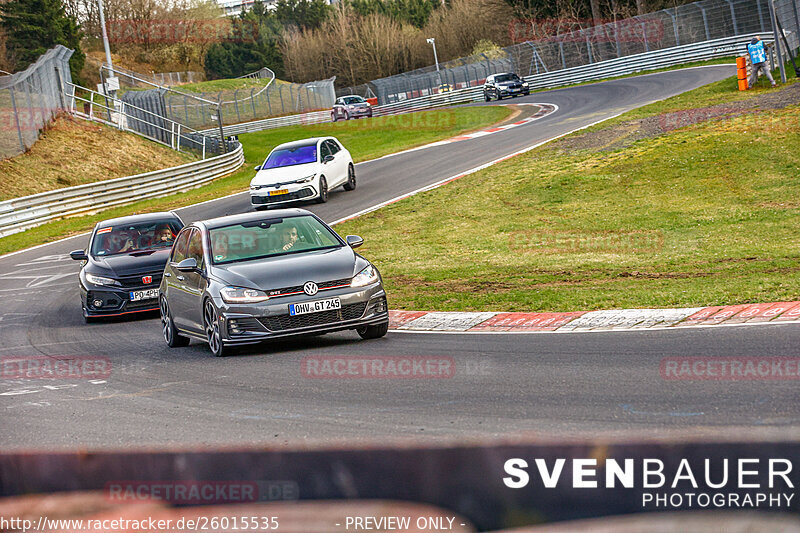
top-left (90, 248), bottom-right (172, 276)
top-left (252, 164), bottom-right (317, 187)
top-left (212, 246), bottom-right (368, 290)
top-left (499, 80), bottom-right (522, 86)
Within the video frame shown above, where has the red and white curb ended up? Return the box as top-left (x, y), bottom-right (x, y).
top-left (388, 301), bottom-right (800, 333)
top-left (363, 103), bottom-right (558, 163)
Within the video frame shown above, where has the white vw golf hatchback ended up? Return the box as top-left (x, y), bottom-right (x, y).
top-left (250, 137), bottom-right (356, 209)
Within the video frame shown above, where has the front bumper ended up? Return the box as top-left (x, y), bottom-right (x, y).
top-left (214, 282), bottom-right (388, 345)
top-left (250, 185), bottom-right (316, 206)
top-left (80, 284), bottom-right (160, 317)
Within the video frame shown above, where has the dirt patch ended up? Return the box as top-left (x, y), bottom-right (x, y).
top-left (551, 82), bottom-right (800, 153)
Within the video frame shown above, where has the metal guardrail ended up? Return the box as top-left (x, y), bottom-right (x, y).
top-left (0, 143), bottom-right (244, 238)
top-left (210, 33), bottom-right (755, 137)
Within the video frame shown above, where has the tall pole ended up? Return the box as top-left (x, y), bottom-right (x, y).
top-left (97, 0), bottom-right (114, 74)
top-left (427, 38), bottom-right (442, 86)
top-left (768, 0), bottom-right (787, 83)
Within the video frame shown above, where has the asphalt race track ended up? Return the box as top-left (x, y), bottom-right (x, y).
top-left (5, 64), bottom-right (799, 449)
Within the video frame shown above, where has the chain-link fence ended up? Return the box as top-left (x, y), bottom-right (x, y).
top-left (0, 45), bottom-right (73, 159)
top-left (371, 0), bottom-right (800, 104)
top-left (158, 78), bottom-right (336, 130)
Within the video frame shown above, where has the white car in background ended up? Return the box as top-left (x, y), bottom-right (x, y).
top-left (249, 137), bottom-right (356, 209)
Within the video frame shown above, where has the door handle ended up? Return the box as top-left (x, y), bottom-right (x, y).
top-left (177, 275), bottom-right (185, 281)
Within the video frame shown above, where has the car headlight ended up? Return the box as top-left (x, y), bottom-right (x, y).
top-left (85, 273), bottom-right (120, 287)
top-left (294, 174), bottom-right (315, 184)
top-left (522, 82), bottom-right (529, 87)
top-left (250, 184), bottom-right (262, 191)
top-left (350, 264), bottom-right (379, 288)
top-left (220, 286), bottom-right (270, 304)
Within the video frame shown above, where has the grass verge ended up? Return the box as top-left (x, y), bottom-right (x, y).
top-left (0, 116), bottom-right (195, 201)
top-left (0, 105), bottom-right (511, 256)
top-left (336, 83), bottom-right (800, 311)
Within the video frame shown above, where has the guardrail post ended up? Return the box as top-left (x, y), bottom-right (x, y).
top-left (202, 135), bottom-right (206, 160)
top-left (250, 88), bottom-right (256, 119)
top-left (176, 123), bottom-right (181, 151)
top-left (585, 32), bottom-right (594, 63)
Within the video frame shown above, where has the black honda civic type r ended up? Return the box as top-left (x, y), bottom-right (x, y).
top-left (70, 212), bottom-right (184, 322)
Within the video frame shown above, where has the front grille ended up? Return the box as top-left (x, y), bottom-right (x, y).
top-left (117, 271), bottom-right (163, 289)
top-left (258, 302), bottom-right (367, 332)
top-left (268, 278), bottom-right (351, 297)
top-left (252, 188), bottom-right (314, 204)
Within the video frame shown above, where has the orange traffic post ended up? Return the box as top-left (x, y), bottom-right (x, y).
top-left (736, 56), bottom-right (749, 90)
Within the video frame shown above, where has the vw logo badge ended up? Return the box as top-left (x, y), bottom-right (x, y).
top-left (142, 275), bottom-right (153, 284)
top-left (303, 281), bottom-right (318, 296)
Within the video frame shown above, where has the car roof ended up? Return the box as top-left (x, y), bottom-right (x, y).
top-left (95, 212), bottom-right (181, 229)
top-left (197, 208), bottom-right (315, 230)
top-left (272, 137), bottom-right (327, 151)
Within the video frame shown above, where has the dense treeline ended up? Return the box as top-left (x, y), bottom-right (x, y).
top-left (1, 0), bottom-right (700, 87)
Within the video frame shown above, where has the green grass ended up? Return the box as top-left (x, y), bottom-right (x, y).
top-left (0, 106), bottom-right (512, 256)
top-left (336, 102), bottom-right (800, 312)
top-left (580, 60), bottom-right (800, 132)
top-left (238, 106), bottom-right (511, 165)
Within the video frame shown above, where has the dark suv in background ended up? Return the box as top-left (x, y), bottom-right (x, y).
top-left (483, 73), bottom-right (530, 101)
top-left (332, 95), bottom-right (373, 121)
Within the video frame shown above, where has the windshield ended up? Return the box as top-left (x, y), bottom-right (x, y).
top-left (495, 74), bottom-right (520, 82)
top-left (342, 96), bottom-right (366, 104)
top-left (262, 144), bottom-right (317, 169)
top-left (209, 215), bottom-right (342, 264)
top-left (91, 219), bottom-right (182, 257)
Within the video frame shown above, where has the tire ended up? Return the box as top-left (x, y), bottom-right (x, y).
top-left (316, 176), bottom-right (329, 203)
top-left (484, 91), bottom-right (490, 102)
top-left (357, 321), bottom-right (389, 340)
top-left (203, 299), bottom-right (229, 357)
top-left (331, 112), bottom-right (337, 122)
top-left (344, 111), bottom-right (350, 121)
top-left (497, 93), bottom-right (503, 101)
top-left (343, 164), bottom-right (356, 191)
top-left (161, 296), bottom-right (190, 347)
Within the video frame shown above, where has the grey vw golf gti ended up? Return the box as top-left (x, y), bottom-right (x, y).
top-left (159, 209), bottom-right (389, 356)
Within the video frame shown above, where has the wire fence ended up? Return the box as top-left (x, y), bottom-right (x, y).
top-left (0, 45), bottom-right (74, 160)
top-left (158, 77), bottom-right (336, 130)
top-left (368, 0), bottom-right (800, 104)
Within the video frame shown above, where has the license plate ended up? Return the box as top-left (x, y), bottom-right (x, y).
top-left (268, 189), bottom-right (289, 196)
top-left (130, 289), bottom-right (158, 301)
top-left (289, 297), bottom-right (341, 316)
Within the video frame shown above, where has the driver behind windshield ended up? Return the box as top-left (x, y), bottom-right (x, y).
top-left (154, 224), bottom-right (175, 245)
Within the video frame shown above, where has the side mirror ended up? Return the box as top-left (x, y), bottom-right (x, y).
top-left (254, 165), bottom-right (262, 171)
top-left (70, 249), bottom-right (88, 261)
top-left (176, 257), bottom-right (198, 272)
top-left (346, 235), bottom-right (364, 249)
top-left (323, 155), bottom-right (334, 163)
